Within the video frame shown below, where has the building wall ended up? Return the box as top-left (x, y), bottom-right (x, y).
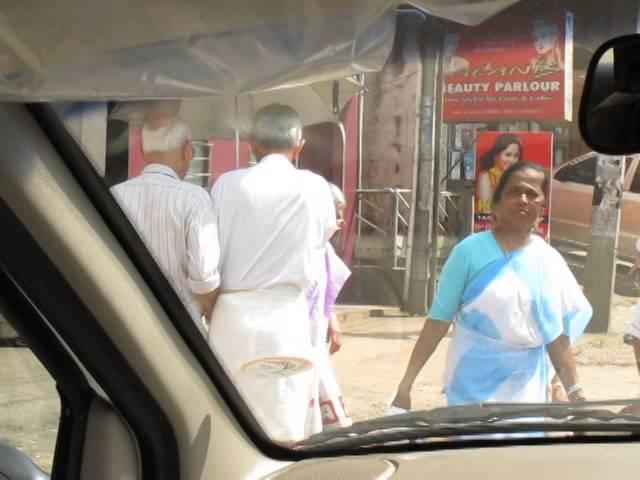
top-left (360, 15), bottom-right (423, 234)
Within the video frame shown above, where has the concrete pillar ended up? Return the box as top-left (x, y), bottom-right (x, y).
top-left (584, 155), bottom-right (624, 333)
top-left (406, 25), bottom-right (441, 315)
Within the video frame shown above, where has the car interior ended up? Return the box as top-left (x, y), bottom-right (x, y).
top-left (2, 1), bottom-right (640, 479)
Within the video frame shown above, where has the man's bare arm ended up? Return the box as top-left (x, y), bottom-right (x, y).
top-left (194, 289), bottom-right (219, 321)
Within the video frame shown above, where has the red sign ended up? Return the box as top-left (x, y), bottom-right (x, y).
top-left (443, 12), bottom-right (573, 122)
top-left (473, 132), bottom-right (553, 239)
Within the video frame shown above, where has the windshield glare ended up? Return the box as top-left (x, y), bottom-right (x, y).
top-left (41, 0), bottom-right (640, 450)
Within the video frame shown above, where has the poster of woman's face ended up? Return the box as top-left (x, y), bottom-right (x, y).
top-left (473, 131), bottom-right (554, 237)
top-left (442, 13), bottom-right (571, 121)
top-left (533, 22), bottom-right (558, 54)
top-left (443, 33), bottom-right (470, 76)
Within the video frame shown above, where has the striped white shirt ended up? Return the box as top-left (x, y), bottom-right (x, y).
top-left (210, 154), bottom-right (337, 290)
top-left (111, 164), bottom-right (221, 335)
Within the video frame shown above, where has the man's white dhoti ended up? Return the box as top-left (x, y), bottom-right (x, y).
top-left (208, 286), bottom-right (322, 443)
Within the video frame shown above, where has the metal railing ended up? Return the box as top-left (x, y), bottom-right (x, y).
top-left (355, 188), bottom-right (411, 269)
top-left (185, 141), bottom-right (213, 187)
top-left (437, 190), bottom-right (462, 238)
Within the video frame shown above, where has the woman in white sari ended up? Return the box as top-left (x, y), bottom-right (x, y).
top-left (306, 184), bottom-right (352, 430)
top-left (391, 161), bottom-right (592, 410)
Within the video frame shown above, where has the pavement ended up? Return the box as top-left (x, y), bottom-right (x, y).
top-left (332, 297), bottom-right (640, 422)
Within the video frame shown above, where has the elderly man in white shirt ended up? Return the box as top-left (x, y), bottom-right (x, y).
top-left (111, 119), bottom-right (220, 337)
top-left (208, 104), bottom-right (337, 444)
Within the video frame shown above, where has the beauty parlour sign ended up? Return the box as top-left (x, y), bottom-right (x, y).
top-left (443, 12), bottom-right (573, 121)
top-left (473, 131), bottom-right (553, 239)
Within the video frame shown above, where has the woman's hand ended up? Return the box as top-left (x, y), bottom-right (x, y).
top-left (567, 386), bottom-right (586, 402)
top-left (391, 384), bottom-right (412, 411)
top-left (551, 375), bottom-right (568, 402)
top-left (391, 318), bottom-right (450, 412)
top-left (327, 313), bottom-right (342, 355)
top-left (548, 334), bottom-right (585, 402)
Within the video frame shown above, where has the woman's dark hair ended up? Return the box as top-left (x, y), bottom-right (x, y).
top-left (480, 133), bottom-right (523, 170)
top-left (492, 161), bottom-right (549, 204)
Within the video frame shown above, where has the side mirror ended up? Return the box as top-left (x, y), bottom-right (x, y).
top-left (579, 34), bottom-right (640, 155)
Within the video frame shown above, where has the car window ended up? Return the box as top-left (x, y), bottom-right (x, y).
top-left (554, 157), bottom-right (597, 185)
top-left (0, 312), bottom-right (59, 473)
top-left (46, 0), bottom-right (640, 451)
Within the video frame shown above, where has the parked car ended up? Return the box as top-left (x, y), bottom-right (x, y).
top-left (551, 152), bottom-right (640, 261)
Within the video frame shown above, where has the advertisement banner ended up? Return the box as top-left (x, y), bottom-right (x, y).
top-left (443, 12), bottom-right (573, 122)
top-left (473, 131), bottom-right (553, 238)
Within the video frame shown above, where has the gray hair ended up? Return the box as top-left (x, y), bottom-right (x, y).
top-left (141, 119), bottom-right (191, 154)
top-left (329, 183), bottom-right (345, 206)
top-left (250, 104), bottom-right (303, 149)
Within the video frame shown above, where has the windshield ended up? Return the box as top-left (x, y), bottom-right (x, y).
top-left (39, 0), bottom-right (640, 451)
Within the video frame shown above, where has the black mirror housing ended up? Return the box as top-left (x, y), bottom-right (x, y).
top-left (579, 34), bottom-right (640, 155)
